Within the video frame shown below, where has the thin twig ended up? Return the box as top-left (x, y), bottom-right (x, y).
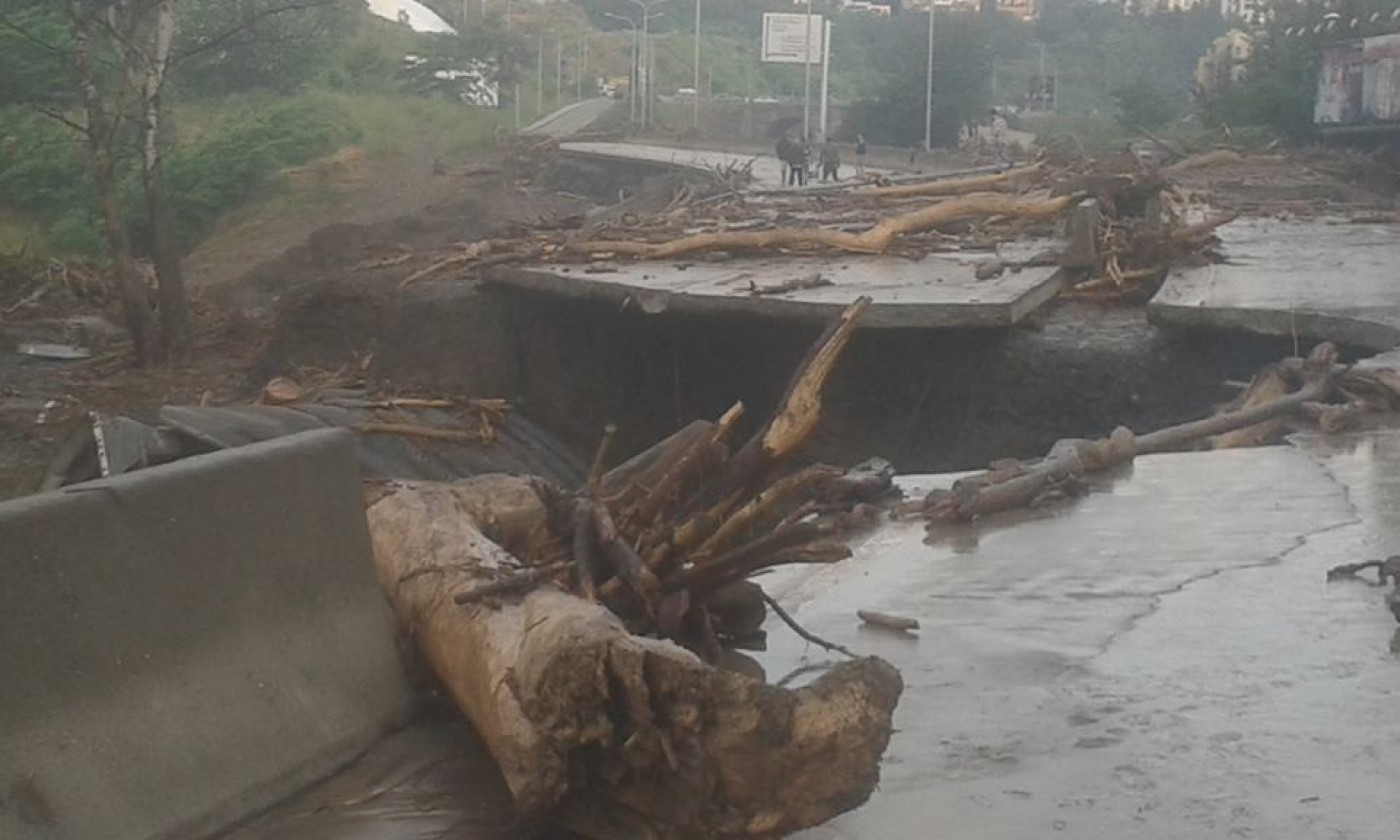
top-left (452, 561), bottom-right (571, 605)
top-left (587, 423), bottom-right (618, 495)
top-left (761, 591), bottom-right (858, 659)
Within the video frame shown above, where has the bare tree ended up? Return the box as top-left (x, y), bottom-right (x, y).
top-left (67, 0), bottom-right (160, 365)
top-left (3, 0), bottom-right (348, 363)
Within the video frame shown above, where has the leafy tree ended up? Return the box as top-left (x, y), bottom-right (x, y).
top-left (1111, 78), bottom-right (1175, 128)
top-left (0, 0), bottom-right (357, 363)
top-left (1195, 0), bottom-right (1400, 142)
top-left (841, 10), bottom-right (993, 147)
top-left (176, 0), bottom-right (356, 98)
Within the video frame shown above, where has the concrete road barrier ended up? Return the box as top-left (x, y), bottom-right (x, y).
top-left (0, 430), bottom-right (415, 840)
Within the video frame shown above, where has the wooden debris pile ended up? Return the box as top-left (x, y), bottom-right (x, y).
top-left (1, 252), bottom-right (114, 318)
top-left (366, 298), bottom-right (905, 840)
top-left (259, 375), bottom-right (513, 444)
top-left (1041, 155), bottom-right (1232, 301)
top-left (398, 146), bottom-right (1234, 301)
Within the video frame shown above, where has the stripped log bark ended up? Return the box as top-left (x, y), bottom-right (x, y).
top-left (566, 193), bottom-right (1081, 260)
top-left (367, 476), bottom-right (902, 840)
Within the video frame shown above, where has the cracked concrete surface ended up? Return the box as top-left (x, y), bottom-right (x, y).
top-left (760, 431), bottom-right (1400, 840)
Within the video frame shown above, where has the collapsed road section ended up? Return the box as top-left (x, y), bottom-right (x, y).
top-left (5, 138), bottom-right (1400, 840)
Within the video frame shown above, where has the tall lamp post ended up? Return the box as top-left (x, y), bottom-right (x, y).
top-left (578, 34), bottom-right (588, 101)
top-left (627, 0), bottom-right (668, 131)
top-left (924, 2), bottom-right (935, 152)
top-left (604, 12), bottom-right (641, 126)
top-left (693, 0), bottom-right (702, 130)
top-left (803, 0), bottom-right (814, 140)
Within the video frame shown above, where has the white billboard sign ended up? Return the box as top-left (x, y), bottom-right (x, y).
top-left (761, 13), bottom-right (825, 65)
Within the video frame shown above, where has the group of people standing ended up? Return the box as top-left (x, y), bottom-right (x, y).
top-left (775, 133), bottom-right (868, 187)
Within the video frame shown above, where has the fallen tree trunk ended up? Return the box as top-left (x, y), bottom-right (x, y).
top-left (852, 164), bottom-right (1043, 200)
top-left (909, 343), bottom-right (1341, 525)
top-left (367, 476), bottom-right (902, 840)
top-left (567, 192), bottom-right (1081, 261)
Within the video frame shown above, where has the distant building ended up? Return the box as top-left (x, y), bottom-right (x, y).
top-left (900, 0), bottom-right (1038, 21)
top-left (1220, 0), bottom-right (1271, 26)
top-left (841, 1), bottom-right (894, 15)
top-left (1316, 32), bottom-right (1400, 133)
top-left (1122, 0), bottom-right (1213, 14)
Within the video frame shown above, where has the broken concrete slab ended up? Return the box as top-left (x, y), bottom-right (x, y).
top-left (490, 251), bottom-right (1064, 329)
top-left (1149, 217), bottom-right (1400, 351)
top-left (759, 431), bottom-right (1400, 839)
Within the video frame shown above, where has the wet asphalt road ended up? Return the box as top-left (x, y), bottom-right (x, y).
top-left (761, 431), bottom-right (1400, 839)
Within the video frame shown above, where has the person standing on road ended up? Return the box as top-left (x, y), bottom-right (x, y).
top-left (819, 141), bottom-right (841, 182)
top-left (854, 133), bottom-right (868, 177)
top-left (776, 135), bottom-right (794, 186)
top-left (990, 109), bottom-right (1009, 166)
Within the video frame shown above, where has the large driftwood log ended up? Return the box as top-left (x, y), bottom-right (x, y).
top-left (852, 164), bottom-right (1043, 200)
top-left (911, 343), bottom-right (1342, 525)
top-left (368, 476), bottom-right (902, 840)
top-left (567, 192), bottom-right (1080, 260)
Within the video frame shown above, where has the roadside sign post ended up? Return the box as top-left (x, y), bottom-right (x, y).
top-left (760, 12), bottom-right (830, 141)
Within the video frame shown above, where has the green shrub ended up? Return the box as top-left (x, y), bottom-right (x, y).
top-left (165, 96), bottom-right (361, 244)
top-left (0, 108), bottom-right (98, 251)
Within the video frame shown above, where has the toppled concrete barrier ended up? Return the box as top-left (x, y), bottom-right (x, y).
top-left (0, 430), bottom-right (415, 840)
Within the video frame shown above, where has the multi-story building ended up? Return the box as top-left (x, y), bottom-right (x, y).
top-left (1123, 0), bottom-right (1215, 14)
top-left (1220, 0), bottom-right (1271, 26)
top-left (899, 0), bottom-right (1038, 21)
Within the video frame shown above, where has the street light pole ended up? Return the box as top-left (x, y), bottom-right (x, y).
top-left (641, 7), bottom-right (650, 128)
top-left (621, 1), bottom-right (665, 130)
top-left (578, 35), bottom-right (586, 101)
top-left (1038, 41), bottom-right (1046, 111)
top-left (803, 0), bottom-right (813, 141)
top-left (605, 13), bottom-right (641, 126)
top-left (692, 0), bottom-right (701, 131)
top-left (924, 2), bottom-right (935, 152)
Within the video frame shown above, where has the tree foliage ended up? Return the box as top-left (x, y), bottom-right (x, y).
top-left (175, 0), bottom-right (358, 97)
top-left (1111, 78), bottom-right (1175, 129)
top-left (1195, 0), bottom-right (1400, 142)
top-left (841, 10), bottom-right (992, 147)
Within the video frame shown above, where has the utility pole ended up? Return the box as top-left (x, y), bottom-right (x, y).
top-left (924, 3), bottom-right (935, 152)
top-left (556, 39), bottom-right (563, 99)
top-left (578, 35), bottom-right (587, 100)
top-left (803, 0), bottom-right (814, 140)
top-left (1038, 41), bottom-right (1046, 111)
top-left (641, 5), bottom-right (651, 129)
top-left (605, 12), bottom-right (640, 127)
top-left (818, 19), bottom-right (831, 141)
top-left (693, 0), bottom-right (702, 131)
top-left (537, 33), bottom-right (544, 118)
